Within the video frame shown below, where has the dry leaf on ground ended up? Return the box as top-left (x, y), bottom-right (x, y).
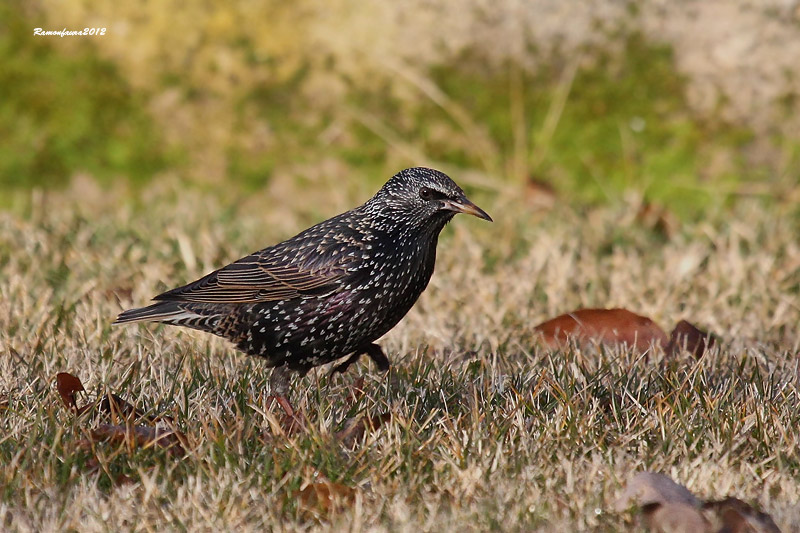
top-left (616, 471), bottom-right (701, 511)
top-left (262, 395), bottom-right (305, 436)
top-left (617, 472), bottom-right (707, 532)
top-left (667, 319), bottom-right (717, 358)
top-left (55, 372), bottom-right (187, 462)
top-left (56, 372), bottom-right (85, 410)
top-left (642, 501), bottom-right (711, 532)
top-left (636, 201), bottom-right (678, 238)
top-left (535, 308), bottom-right (669, 353)
top-left (113, 473), bottom-right (137, 486)
top-left (90, 424), bottom-right (186, 457)
top-left (296, 472), bottom-right (356, 513)
top-left (98, 393), bottom-right (163, 424)
top-left (55, 372), bottom-right (164, 423)
top-left (617, 472), bottom-right (781, 533)
top-left (703, 498), bottom-right (781, 533)
top-left (335, 412), bottom-right (392, 448)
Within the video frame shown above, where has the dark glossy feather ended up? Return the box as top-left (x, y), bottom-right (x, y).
top-left (153, 213), bottom-right (360, 304)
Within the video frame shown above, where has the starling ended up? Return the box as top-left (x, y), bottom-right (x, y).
top-left (114, 167), bottom-right (491, 410)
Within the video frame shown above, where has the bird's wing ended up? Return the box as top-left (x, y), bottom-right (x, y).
top-left (153, 230), bottom-right (361, 304)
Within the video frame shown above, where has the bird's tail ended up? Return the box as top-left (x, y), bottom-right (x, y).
top-left (114, 301), bottom-right (201, 325)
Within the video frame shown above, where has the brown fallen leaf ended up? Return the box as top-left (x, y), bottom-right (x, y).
top-left (0, 396), bottom-right (8, 411)
top-left (535, 308), bottom-right (669, 353)
top-left (90, 424), bottom-right (186, 457)
top-left (703, 497), bottom-right (781, 533)
top-left (97, 393), bottom-right (165, 424)
top-left (55, 371), bottom-right (170, 423)
top-left (642, 501), bottom-right (711, 532)
top-left (297, 472), bottom-right (356, 513)
top-left (56, 372), bottom-right (85, 411)
top-left (335, 412), bottom-right (392, 448)
top-left (114, 473), bottom-right (137, 486)
top-left (616, 471), bottom-right (701, 511)
top-left (667, 320), bottom-right (717, 358)
top-left (617, 472), bottom-right (709, 532)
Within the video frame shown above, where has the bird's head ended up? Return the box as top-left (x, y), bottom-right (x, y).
top-left (367, 167), bottom-right (492, 233)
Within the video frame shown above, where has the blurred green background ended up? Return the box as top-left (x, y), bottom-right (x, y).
top-left (3, 0), bottom-right (799, 218)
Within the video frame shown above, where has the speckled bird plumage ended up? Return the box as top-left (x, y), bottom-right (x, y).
top-left (115, 167), bottom-right (491, 378)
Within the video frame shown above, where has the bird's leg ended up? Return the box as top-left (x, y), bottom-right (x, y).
top-left (364, 343), bottom-right (390, 371)
top-left (329, 352), bottom-right (362, 376)
top-left (329, 344), bottom-right (390, 376)
top-left (266, 364), bottom-right (295, 419)
top-left (330, 343), bottom-right (391, 376)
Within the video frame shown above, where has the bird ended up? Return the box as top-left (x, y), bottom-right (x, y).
top-left (114, 167), bottom-right (492, 415)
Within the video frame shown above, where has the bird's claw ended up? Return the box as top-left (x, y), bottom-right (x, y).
top-left (330, 360), bottom-right (354, 376)
top-left (329, 347), bottom-right (391, 378)
top-left (328, 353), bottom-right (360, 377)
top-left (265, 394), bottom-right (303, 434)
top-left (365, 345), bottom-right (390, 372)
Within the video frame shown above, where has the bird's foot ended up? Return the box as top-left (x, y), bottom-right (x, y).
top-left (329, 353), bottom-right (361, 377)
top-left (265, 394), bottom-right (303, 434)
top-left (329, 344), bottom-right (391, 377)
top-left (364, 343), bottom-right (391, 372)
top-left (266, 394), bottom-right (295, 418)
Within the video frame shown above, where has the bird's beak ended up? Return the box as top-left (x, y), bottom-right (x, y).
top-left (441, 197), bottom-right (493, 222)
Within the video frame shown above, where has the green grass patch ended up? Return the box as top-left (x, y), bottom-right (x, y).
top-left (0, 2), bottom-right (173, 193)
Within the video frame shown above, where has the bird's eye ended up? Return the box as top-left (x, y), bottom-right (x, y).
top-left (419, 187), bottom-right (436, 201)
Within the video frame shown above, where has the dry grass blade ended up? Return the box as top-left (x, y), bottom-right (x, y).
top-left (345, 376), bottom-right (365, 407)
top-left (90, 424), bottom-right (186, 458)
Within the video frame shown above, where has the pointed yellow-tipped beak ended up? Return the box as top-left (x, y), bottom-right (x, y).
top-left (442, 197), bottom-right (493, 222)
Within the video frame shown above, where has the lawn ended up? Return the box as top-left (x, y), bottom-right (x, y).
top-left (1, 181), bottom-right (798, 531)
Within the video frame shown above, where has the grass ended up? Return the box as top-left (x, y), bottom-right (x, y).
top-left (1, 180), bottom-right (798, 531)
